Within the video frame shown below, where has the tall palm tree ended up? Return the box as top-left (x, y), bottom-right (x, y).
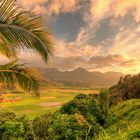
top-left (0, 0), bottom-right (53, 95)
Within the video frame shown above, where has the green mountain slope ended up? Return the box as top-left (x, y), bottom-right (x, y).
top-left (98, 99), bottom-right (140, 140)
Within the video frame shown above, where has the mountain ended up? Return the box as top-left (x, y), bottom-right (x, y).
top-left (38, 67), bottom-right (124, 87)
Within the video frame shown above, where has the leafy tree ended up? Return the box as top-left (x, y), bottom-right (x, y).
top-left (0, 0), bottom-right (53, 94)
top-left (60, 94), bottom-right (107, 125)
top-left (109, 74), bottom-right (140, 105)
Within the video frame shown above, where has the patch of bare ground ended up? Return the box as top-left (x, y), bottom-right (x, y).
top-left (0, 97), bottom-right (21, 102)
top-left (40, 102), bottom-right (63, 107)
top-left (42, 96), bottom-right (55, 99)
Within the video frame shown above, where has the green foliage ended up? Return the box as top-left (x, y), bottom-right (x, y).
top-left (97, 99), bottom-right (140, 140)
top-left (99, 89), bottom-right (109, 116)
top-left (33, 113), bottom-right (52, 140)
top-left (0, 60), bottom-right (39, 96)
top-left (0, 0), bottom-right (53, 61)
top-left (60, 94), bottom-right (107, 125)
top-left (51, 113), bottom-right (91, 140)
top-left (0, 112), bottom-right (34, 140)
top-left (2, 121), bottom-right (25, 140)
top-left (33, 112), bottom-right (101, 140)
top-left (32, 94), bottom-right (106, 139)
top-left (1, 96), bottom-right (140, 140)
top-left (128, 129), bottom-right (140, 140)
top-left (0, 0), bottom-right (53, 94)
top-left (109, 74), bottom-right (140, 105)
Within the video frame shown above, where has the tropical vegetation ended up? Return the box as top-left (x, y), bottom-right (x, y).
top-left (0, 0), bottom-right (53, 95)
top-left (0, 0), bottom-right (140, 140)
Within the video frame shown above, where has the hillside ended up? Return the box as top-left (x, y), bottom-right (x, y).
top-left (39, 67), bottom-right (124, 87)
top-left (97, 99), bottom-right (140, 140)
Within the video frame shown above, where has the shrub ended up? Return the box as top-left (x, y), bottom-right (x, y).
top-left (0, 111), bottom-right (34, 140)
top-left (33, 113), bottom-right (52, 140)
top-left (51, 113), bottom-right (91, 140)
top-left (60, 94), bottom-right (107, 125)
top-left (128, 129), bottom-right (140, 140)
top-left (33, 112), bottom-right (101, 140)
top-left (32, 93), bottom-right (106, 140)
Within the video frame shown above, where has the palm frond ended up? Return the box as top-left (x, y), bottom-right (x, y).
top-left (0, 0), bottom-right (53, 61)
top-left (0, 33), bottom-right (16, 58)
top-left (0, 60), bottom-right (39, 96)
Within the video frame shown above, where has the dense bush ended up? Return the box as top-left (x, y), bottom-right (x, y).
top-left (60, 94), bottom-right (107, 125)
top-left (0, 112), bottom-right (34, 140)
top-left (128, 129), bottom-right (140, 140)
top-left (50, 113), bottom-right (92, 140)
top-left (32, 94), bottom-right (107, 140)
top-left (109, 74), bottom-right (140, 105)
top-left (33, 113), bottom-right (52, 140)
top-left (33, 112), bottom-right (102, 140)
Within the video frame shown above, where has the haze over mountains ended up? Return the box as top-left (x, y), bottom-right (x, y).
top-left (39, 67), bottom-right (124, 87)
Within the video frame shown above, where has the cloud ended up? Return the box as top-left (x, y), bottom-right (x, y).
top-left (47, 0), bottom-right (79, 16)
top-left (54, 39), bottom-right (103, 58)
top-left (114, 0), bottom-right (140, 21)
top-left (48, 56), bottom-right (86, 70)
top-left (90, 0), bottom-right (140, 22)
top-left (74, 0), bottom-right (140, 50)
top-left (86, 54), bottom-right (140, 73)
top-left (12, 0), bottom-right (140, 74)
top-left (18, 0), bottom-right (79, 15)
top-left (88, 54), bottom-right (138, 68)
top-left (0, 55), bottom-right (9, 65)
top-left (110, 24), bottom-right (140, 56)
top-left (47, 54), bottom-right (140, 73)
top-left (18, 0), bottom-right (47, 8)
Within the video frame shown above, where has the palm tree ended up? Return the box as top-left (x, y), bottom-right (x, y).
top-left (0, 0), bottom-right (53, 95)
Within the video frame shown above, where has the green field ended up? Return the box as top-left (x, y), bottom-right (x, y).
top-left (0, 89), bottom-right (99, 119)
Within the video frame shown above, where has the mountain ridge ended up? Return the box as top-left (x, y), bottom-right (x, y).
top-left (38, 67), bottom-right (124, 87)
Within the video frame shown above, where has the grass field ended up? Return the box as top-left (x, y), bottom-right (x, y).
top-left (0, 89), bottom-right (99, 119)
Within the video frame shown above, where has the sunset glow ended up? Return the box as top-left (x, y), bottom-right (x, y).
top-left (1, 0), bottom-right (140, 74)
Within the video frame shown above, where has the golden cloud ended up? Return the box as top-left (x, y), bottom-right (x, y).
top-left (110, 25), bottom-right (140, 56)
top-left (47, 0), bottom-right (79, 15)
top-left (90, 0), bottom-right (140, 22)
top-left (18, 0), bottom-right (79, 15)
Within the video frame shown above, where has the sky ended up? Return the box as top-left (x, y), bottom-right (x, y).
top-left (1, 0), bottom-right (140, 74)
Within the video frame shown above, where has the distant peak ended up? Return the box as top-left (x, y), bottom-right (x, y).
top-left (74, 67), bottom-right (87, 72)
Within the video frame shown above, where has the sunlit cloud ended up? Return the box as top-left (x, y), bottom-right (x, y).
top-left (18, 0), bottom-right (79, 15)
top-left (47, 0), bottom-right (79, 16)
top-left (0, 0), bottom-right (139, 73)
top-left (110, 25), bottom-right (140, 56)
top-left (47, 54), bottom-right (140, 73)
top-left (90, 0), bottom-right (140, 22)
